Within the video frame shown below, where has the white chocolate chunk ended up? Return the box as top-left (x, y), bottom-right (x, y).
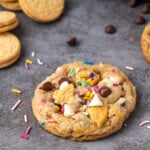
top-left (118, 97), bottom-right (126, 105)
top-left (59, 81), bottom-right (69, 90)
top-left (109, 76), bottom-right (122, 84)
top-left (89, 94), bottom-right (103, 107)
top-left (64, 104), bottom-right (75, 117)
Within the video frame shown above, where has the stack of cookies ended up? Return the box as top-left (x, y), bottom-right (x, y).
top-left (0, 0), bottom-right (21, 11)
top-left (0, 11), bottom-right (21, 68)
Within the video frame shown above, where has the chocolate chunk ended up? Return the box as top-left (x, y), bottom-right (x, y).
top-left (120, 102), bottom-right (126, 107)
top-left (135, 16), bottom-right (146, 25)
top-left (40, 82), bottom-right (53, 91)
top-left (105, 25), bottom-right (116, 34)
top-left (128, 0), bottom-right (137, 7)
top-left (99, 87), bottom-right (112, 97)
top-left (67, 37), bottom-right (77, 46)
top-left (141, 5), bottom-right (150, 14)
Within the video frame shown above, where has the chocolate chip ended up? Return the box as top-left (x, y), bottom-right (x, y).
top-left (135, 16), bottom-right (146, 25)
top-left (120, 102), bottom-right (126, 107)
top-left (128, 0), bottom-right (137, 7)
top-left (99, 87), bottom-right (112, 97)
top-left (40, 82), bottom-right (53, 91)
top-left (141, 5), bottom-right (150, 14)
top-left (67, 37), bottom-right (77, 46)
top-left (105, 25), bottom-right (116, 34)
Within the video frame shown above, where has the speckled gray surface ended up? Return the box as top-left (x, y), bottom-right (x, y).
top-left (0, 0), bottom-right (150, 150)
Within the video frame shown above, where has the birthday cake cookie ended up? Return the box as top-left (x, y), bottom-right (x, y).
top-left (32, 61), bottom-right (136, 141)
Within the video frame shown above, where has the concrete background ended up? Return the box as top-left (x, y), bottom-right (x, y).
top-left (0, 0), bottom-right (150, 149)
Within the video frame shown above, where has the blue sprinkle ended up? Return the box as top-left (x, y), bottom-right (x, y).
top-left (41, 121), bottom-right (46, 126)
top-left (83, 61), bottom-right (94, 65)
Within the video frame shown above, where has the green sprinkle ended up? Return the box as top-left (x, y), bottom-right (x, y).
top-left (82, 79), bottom-right (87, 87)
top-left (77, 82), bottom-right (82, 86)
top-left (41, 121), bottom-right (46, 126)
top-left (123, 123), bottom-right (128, 127)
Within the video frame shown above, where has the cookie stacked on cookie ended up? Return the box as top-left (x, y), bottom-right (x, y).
top-left (0, 0), bottom-right (21, 11)
top-left (0, 11), bottom-right (21, 68)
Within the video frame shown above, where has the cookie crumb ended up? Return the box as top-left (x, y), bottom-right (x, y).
top-left (105, 25), bottom-right (116, 34)
top-left (67, 37), bottom-right (77, 46)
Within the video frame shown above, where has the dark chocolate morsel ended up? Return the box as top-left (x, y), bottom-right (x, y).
top-left (40, 82), bottom-right (53, 91)
top-left (67, 37), bottom-right (77, 46)
top-left (99, 87), bottom-right (112, 97)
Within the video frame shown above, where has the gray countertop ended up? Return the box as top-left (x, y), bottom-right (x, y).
top-left (0, 0), bottom-right (150, 150)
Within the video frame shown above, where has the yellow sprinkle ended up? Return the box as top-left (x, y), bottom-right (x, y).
top-left (54, 105), bottom-right (60, 110)
top-left (26, 59), bottom-right (33, 64)
top-left (86, 79), bottom-right (92, 84)
top-left (54, 90), bottom-right (60, 95)
top-left (90, 93), bottom-right (94, 99)
top-left (11, 88), bottom-right (22, 94)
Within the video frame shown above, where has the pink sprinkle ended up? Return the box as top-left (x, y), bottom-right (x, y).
top-left (87, 87), bottom-right (92, 92)
top-left (125, 66), bottom-right (134, 71)
top-left (112, 69), bottom-right (116, 73)
top-left (25, 62), bottom-right (29, 70)
top-left (48, 120), bottom-right (57, 124)
top-left (24, 114), bottom-right (28, 123)
top-left (139, 120), bottom-right (150, 127)
top-left (113, 83), bottom-right (119, 87)
top-left (20, 134), bottom-right (28, 140)
top-left (40, 99), bottom-right (46, 105)
top-left (11, 99), bottom-right (21, 111)
top-left (93, 86), bottom-right (100, 93)
top-left (25, 126), bottom-right (32, 134)
top-left (77, 91), bottom-right (80, 96)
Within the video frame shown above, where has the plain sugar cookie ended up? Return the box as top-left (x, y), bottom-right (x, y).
top-left (19, 0), bottom-right (65, 22)
top-left (0, 32), bottom-right (21, 68)
top-left (32, 61), bottom-right (136, 141)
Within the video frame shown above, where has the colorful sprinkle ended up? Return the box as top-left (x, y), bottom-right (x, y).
top-left (77, 82), bottom-right (82, 86)
top-left (26, 59), bottom-right (32, 64)
top-left (90, 72), bottom-right (94, 79)
top-left (11, 99), bottom-right (21, 111)
top-left (25, 62), bottom-right (29, 70)
top-left (77, 91), bottom-right (80, 96)
top-left (139, 120), bottom-right (150, 127)
top-left (82, 79), bottom-right (87, 87)
top-left (37, 58), bottom-right (44, 65)
top-left (75, 68), bottom-right (80, 73)
top-left (48, 120), bottom-right (57, 124)
top-left (54, 105), bottom-right (60, 111)
top-left (41, 122), bottom-right (46, 126)
top-left (93, 86), bottom-right (100, 93)
top-left (112, 69), bottom-right (116, 73)
top-left (25, 126), bottom-right (32, 134)
top-left (125, 66), bottom-right (134, 71)
top-left (40, 99), bottom-right (46, 105)
top-left (24, 114), bottom-right (28, 123)
top-left (83, 61), bottom-right (94, 65)
top-left (113, 83), bottom-right (119, 87)
top-left (11, 88), bottom-right (22, 94)
top-left (20, 134), bottom-right (29, 140)
top-left (68, 69), bottom-right (75, 77)
top-left (31, 51), bottom-right (35, 57)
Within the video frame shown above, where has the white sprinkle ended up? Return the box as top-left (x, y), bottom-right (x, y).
top-left (125, 66), bottom-right (134, 71)
top-left (76, 68), bottom-right (80, 73)
top-left (147, 126), bottom-right (150, 129)
top-left (11, 99), bottom-right (21, 111)
top-left (24, 114), bottom-right (28, 123)
top-left (37, 58), bottom-right (44, 65)
top-left (31, 51), bottom-right (35, 57)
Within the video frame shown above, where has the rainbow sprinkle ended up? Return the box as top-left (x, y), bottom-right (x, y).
top-left (26, 59), bottom-right (33, 64)
top-left (41, 122), bottom-right (46, 126)
top-left (11, 88), bottom-right (22, 94)
top-left (83, 61), bottom-right (94, 65)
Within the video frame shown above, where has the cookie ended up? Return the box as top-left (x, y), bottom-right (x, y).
top-left (0, 1), bottom-right (21, 11)
top-left (19, 0), bottom-right (65, 22)
top-left (0, 11), bottom-right (17, 26)
top-left (141, 23), bottom-right (150, 63)
top-left (32, 61), bottom-right (136, 141)
top-left (0, 32), bottom-right (21, 68)
top-left (0, 20), bottom-right (18, 33)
